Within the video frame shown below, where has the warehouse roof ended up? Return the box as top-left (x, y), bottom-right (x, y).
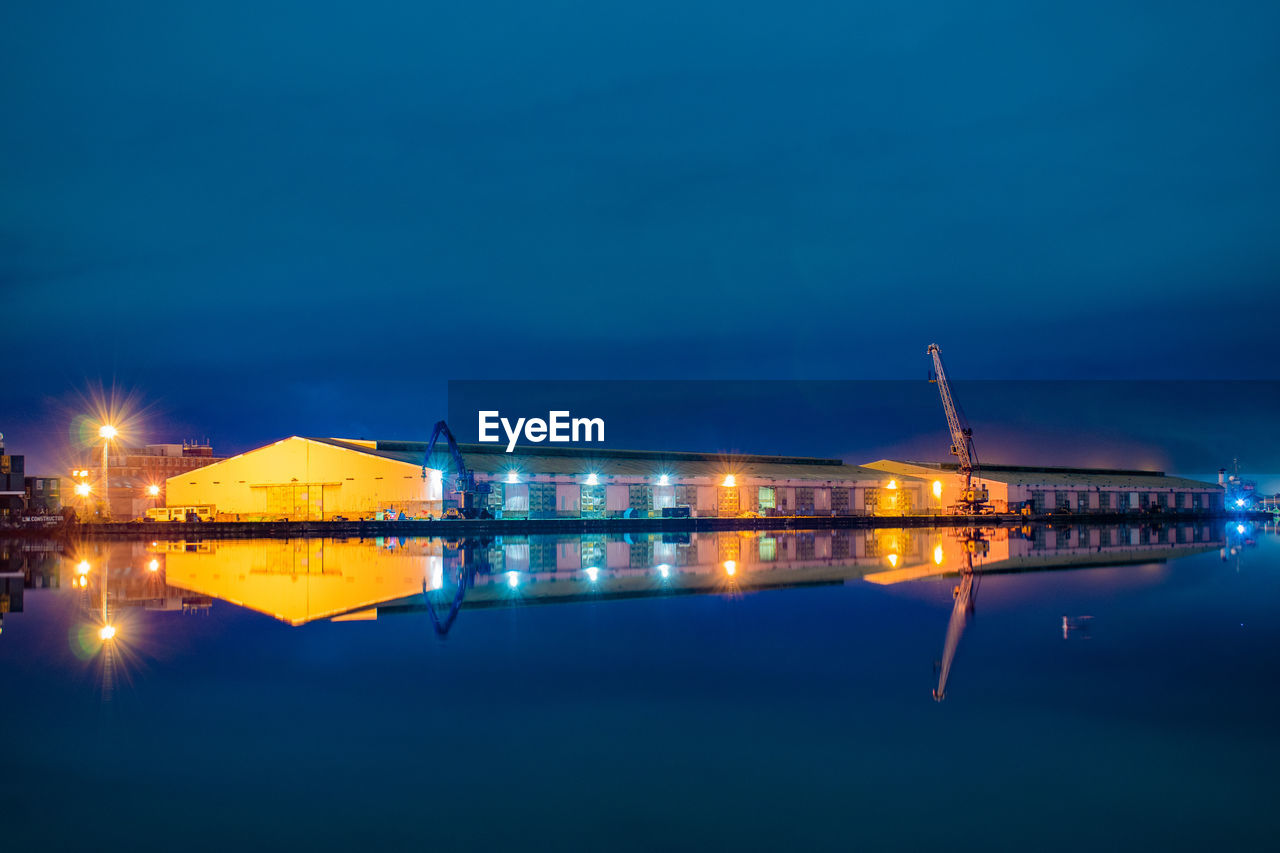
top-left (310, 438), bottom-right (888, 483)
top-left (865, 460), bottom-right (1221, 491)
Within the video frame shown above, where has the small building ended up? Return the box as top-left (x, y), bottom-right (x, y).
top-left (864, 460), bottom-right (1224, 514)
top-left (73, 441), bottom-right (227, 520)
top-left (23, 476), bottom-right (60, 515)
top-left (0, 435), bottom-right (24, 522)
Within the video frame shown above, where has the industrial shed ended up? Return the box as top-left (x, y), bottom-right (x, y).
top-left (164, 436), bottom-right (443, 521)
top-left (428, 442), bottom-right (900, 519)
top-left (165, 437), bottom-right (905, 520)
top-left (864, 460), bottom-right (1224, 514)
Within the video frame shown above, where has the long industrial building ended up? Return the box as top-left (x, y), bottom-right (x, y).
top-left (165, 437), bottom-right (904, 521)
top-left (161, 435), bottom-right (1226, 521)
top-left (864, 460), bottom-right (1225, 515)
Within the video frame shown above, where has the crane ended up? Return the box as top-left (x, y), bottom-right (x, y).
top-left (421, 420), bottom-right (491, 519)
top-left (927, 343), bottom-right (989, 514)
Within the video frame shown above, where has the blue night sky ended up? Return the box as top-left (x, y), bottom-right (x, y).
top-left (4, 2), bottom-right (1279, 473)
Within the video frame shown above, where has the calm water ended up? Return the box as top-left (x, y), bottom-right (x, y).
top-left (2, 523), bottom-right (1277, 851)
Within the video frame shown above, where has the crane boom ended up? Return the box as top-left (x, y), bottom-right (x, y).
top-left (927, 344), bottom-right (975, 474)
top-left (421, 420), bottom-right (469, 489)
top-left (927, 344), bottom-right (988, 514)
top-left (421, 420), bottom-right (491, 518)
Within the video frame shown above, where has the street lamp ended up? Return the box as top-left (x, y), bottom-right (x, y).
top-left (97, 424), bottom-right (117, 521)
top-left (74, 481), bottom-right (91, 518)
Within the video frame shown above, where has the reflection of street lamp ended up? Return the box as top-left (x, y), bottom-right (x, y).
top-left (98, 561), bottom-right (116, 641)
top-left (98, 424), bottom-right (117, 521)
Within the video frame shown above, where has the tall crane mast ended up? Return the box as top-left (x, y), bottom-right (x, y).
top-left (927, 343), bottom-right (988, 514)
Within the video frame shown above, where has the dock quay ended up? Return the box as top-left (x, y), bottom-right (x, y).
top-left (25, 509), bottom-right (1263, 541)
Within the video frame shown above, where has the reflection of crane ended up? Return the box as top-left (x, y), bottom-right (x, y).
top-left (927, 344), bottom-right (989, 514)
top-left (932, 528), bottom-right (988, 701)
top-left (423, 566), bottom-right (475, 637)
top-left (422, 538), bottom-right (494, 636)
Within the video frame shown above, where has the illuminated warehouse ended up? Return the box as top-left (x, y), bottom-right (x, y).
top-left (164, 437), bottom-right (915, 521)
top-left (864, 460), bottom-right (1224, 514)
top-left (163, 437), bottom-right (1225, 522)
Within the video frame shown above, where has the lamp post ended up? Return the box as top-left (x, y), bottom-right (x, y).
top-left (98, 424), bottom-right (117, 521)
top-left (147, 484), bottom-right (160, 517)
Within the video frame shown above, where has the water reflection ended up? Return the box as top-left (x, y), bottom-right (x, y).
top-left (929, 528), bottom-right (987, 701)
top-left (5, 521), bottom-right (1263, 699)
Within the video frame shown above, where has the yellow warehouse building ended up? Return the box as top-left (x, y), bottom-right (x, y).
top-left (164, 436), bottom-right (443, 521)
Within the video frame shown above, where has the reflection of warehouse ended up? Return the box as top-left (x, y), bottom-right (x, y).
top-left (166, 438), bottom-right (903, 521)
top-left (162, 539), bottom-right (441, 625)
top-left (865, 461), bottom-right (1224, 515)
top-left (150, 523), bottom-right (1226, 625)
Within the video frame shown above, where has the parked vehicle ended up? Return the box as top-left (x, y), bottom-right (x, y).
top-left (144, 505), bottom-right (215, 522)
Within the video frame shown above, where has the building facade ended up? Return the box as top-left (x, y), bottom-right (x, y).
top-left (0, 438), bottom-right (23, 522)
top-left (72, 442), bottom-right (226, 521)
top-left (164, 437), bottom-right (443, 521)
top-left (865, 460), bottom-right (1224, 515)
top-left (166, 438), bottom-right (903, 521)
top-left (23, 477), bottom-right (61, 515)
top-left (163, 435), bottom-right (1227, 522)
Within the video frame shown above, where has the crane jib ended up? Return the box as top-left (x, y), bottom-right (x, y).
top-left (927, 344), bottom-right (987, 512)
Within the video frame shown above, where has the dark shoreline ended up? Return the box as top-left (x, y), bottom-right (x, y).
top-left (2, 510), bottom-right (1266, 541)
